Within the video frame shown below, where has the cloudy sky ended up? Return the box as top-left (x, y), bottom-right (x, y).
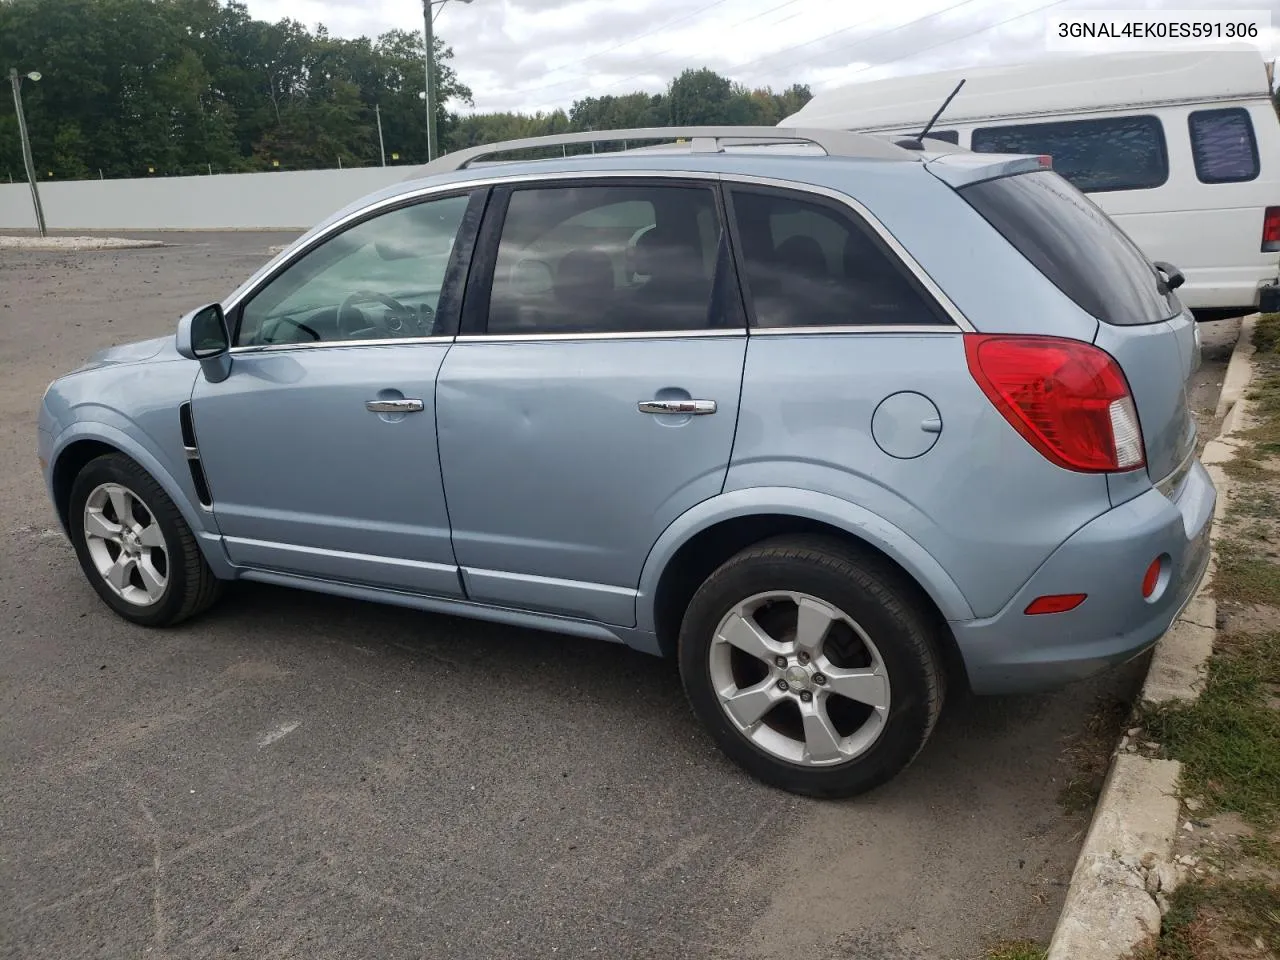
top-left (241, 0), bottom-right (1279, 114)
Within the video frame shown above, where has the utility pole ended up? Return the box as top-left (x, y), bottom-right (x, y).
top-left (8, 68), bottom-right (46, 237)
top-left (422, 0), bottom-right (436, 162)
top-left (376, 103), bottom-right (386, 166)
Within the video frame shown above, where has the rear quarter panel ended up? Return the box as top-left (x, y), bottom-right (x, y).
top-left (726, 330), bottom-right (1113, 618)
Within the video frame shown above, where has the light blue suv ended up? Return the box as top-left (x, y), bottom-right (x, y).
top-left (37, 127), bottom-right (1215, 797)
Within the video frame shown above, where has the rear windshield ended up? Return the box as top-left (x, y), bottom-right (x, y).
top-left (959, 171), bottom-right (1179, 326)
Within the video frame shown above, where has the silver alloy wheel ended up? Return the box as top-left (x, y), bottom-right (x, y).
top-left (709, 591), bottom-right (890, 766)
top-left (82, 482), bottom-right (169, 607)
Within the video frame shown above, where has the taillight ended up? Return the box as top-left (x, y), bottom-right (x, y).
top-left (965, 334), bottom-right (1146, 473)
top-left (1263, 206), bottom-right (1280, 253)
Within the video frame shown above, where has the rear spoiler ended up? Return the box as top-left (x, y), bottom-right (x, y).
top-left (924, 152), bottom-right (1053, 189)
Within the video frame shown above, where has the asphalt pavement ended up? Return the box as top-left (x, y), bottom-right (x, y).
top-left (0, 234), bottom-right (1237, 960)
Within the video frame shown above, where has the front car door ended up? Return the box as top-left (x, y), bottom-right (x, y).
top-left (435, 175), bottom-right (747, 626)
top-left (190, 189), bottom-right (485, 596)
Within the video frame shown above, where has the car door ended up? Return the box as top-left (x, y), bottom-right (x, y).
top-left (190, 188), bottom-right (485, 597)
top-left (435, 176), bottom-right (747, 626)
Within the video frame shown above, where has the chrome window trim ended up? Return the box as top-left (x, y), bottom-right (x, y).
top-left (222, 166), bottom-right (974, 351)
top-left (229, 335), bottom-right (454, 355)
top-left (748, 324), bottom-right (960, 336)
top-left (455, 329), bottom-right (745, 344)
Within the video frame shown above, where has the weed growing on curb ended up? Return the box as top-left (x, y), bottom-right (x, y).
top-left (986, 940), bottom-right (1047, 960)
top-left (1141, 631), bottom-right (1280, 828)
top-left (1133, 879), bottom-right (1280, 959)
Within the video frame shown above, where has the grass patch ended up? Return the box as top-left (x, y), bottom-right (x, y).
top-left (986, 940), bottom-right (1046, 960)
top-left (1141, 632), bottom-right (1280, 828)
top-left (1058, 695), bottom-right (1131, 814)
top-left (1252, 313), bottom-right (1280, 355)
top-left (1213, 540), bottom-right (1280, 607)
top-left (1134, 879), bottom-right (1280, 959)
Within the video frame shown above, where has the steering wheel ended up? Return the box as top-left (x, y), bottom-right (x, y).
top-left (338, 290), bottom-right (415, 337)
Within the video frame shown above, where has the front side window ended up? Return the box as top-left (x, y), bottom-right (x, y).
top-left (237, 193), bottom-right (472, 347)
top-left (971, 116), bottom-right (1168, 193)
top-left (729, 187), bottom-right (947, 328)
top-left (483, 183), bottom-right (724, 335)
top-left (1188, 108), bottom-right (1259, 184)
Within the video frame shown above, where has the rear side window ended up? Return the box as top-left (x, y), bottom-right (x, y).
top-left (960, 171), bottom-right (1179, 326)
top-left (1188, 108), bottom-right (1259, 184)
top-left (971, 116), bottom-right (1168, 193)
top-left (728, 187), bottom-right (948, 328)
top-left (482, 183), bottom-right (725, 335)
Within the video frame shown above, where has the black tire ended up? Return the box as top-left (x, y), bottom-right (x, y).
top-left (678, 535), bottom-right (946, 799)
top-left (68, 452), bottom-right (223, 627)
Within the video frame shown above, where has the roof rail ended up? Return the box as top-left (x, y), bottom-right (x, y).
top-left (407, 125), bottom-right (911, 178)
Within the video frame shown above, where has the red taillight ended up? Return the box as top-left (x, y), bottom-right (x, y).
top-left (965, 334), bottom-right (1146, 473)
top-left (1025, 594), bottom-right (1087, 615)
top-left (1263, 206), bottom-right (1280, 253)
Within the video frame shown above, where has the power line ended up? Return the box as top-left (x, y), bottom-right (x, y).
top-left (518, 0), bottom-right (819, 110)
top-left (512, 0), bottom-right (737, 100)
top-left (818, 0), bottom-right (1073, 84)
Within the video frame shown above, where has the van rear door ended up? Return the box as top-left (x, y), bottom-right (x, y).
top-left (950, 167), bottom-right (1195, 485)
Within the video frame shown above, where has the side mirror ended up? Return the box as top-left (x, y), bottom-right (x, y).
top-left (176, 303), bottom-right (233, 382)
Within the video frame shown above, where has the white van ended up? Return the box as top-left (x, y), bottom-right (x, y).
top-left (782, 48), bottom-right (1280, 319)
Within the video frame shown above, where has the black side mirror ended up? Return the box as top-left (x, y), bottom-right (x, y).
top-left (1153, 261), bottom-right (1185, 292)
top-left (176, 303), bottom-right (232, 382)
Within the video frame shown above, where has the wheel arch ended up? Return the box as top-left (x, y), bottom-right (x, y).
top-left (50, 423), bottom-right (221, 558)
top-left (637, 489), bottom-right (974, 684)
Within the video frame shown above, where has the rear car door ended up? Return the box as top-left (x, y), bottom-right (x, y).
top-left (435, 176), bottom-right (747, 626)
top-left (190, 189), bottom-right (484, 596)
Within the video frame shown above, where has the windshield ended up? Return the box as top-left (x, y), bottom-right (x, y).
top-left (959, 171), bottom-right (1180, 326)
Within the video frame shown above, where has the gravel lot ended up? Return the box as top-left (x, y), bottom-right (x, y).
top-left (0, 234), bottom-right (1235, 960)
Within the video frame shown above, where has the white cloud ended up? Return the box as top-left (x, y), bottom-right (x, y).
top-left (240, 0), bottom-right (1280, 113)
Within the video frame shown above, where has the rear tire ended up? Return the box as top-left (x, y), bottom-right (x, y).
top-left (68, 453), bottom-right (223, 627)
top-left (678, 535), bottom-right (945, 798)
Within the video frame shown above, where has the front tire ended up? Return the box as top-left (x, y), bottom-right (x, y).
top-left (678, 535), bottom-right (946, 798)
top-left (68, 453), bottom-right (222, 627)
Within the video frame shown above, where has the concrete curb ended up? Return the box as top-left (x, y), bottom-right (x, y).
top-left (1046, 313), bottom-right (1261, 960)
top-left (0, 235), bottom-right (165, 251)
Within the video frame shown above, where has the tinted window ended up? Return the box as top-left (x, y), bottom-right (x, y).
top-left (1189, 108), bottom-right (1259, 184)
top-left (238, 194), bottom-right (471, 346)
top-left (729, 188), bottom-right (946, 328)
top-left (971, 116), bottom-right (1168, 193)
top-left (961, 171), bottom-right (1178, 326)
top-left (484, 184), bottom-right (723, 335)
top-left (925, 130), bottom-right (959, 145)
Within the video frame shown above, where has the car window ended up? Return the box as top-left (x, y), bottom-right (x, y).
top-left (1188, 108), bottom-right (1259, 184)
top-left (484, 184), bottom-right (723, 335)
top-left (237, 193), bottom-right (471, 347)
top-left (971, 116), bottom-right (1168, 193)
top-left (960, 170), bottom-right (1178, 326)
top-left (729, 187), bottom-right (947, 328)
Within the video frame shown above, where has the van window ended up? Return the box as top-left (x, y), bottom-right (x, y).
top-left (925, 130), bottom-right (959, 144)
top-left (971, 116), bottom-right (1168, 193)
top-left (1188, 108), bottom-right (1259, 184)
top-left (960, 171), bottom-right (1179, 326)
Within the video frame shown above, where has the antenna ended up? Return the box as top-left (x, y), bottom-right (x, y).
top-left (898, 78), bottom-right (967, 151)
top-left (919, 78), bottom-right (966, 142)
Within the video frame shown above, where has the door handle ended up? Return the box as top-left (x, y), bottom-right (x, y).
top-left (366, 399), bottom-right (425, 413)
top-left (638, 399), bottom-right (717, 416)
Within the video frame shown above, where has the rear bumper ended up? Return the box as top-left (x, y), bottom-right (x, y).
top-left (950, 460), bottom-right (1215, 695)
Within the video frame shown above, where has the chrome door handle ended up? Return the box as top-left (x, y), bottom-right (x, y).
top-left (638, 399), bottom-right (717, 416)
top-left (366, 399), bottom-right (425, 413)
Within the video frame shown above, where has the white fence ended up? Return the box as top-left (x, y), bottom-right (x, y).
top-left (0, 167), bottom-right (412, 231)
